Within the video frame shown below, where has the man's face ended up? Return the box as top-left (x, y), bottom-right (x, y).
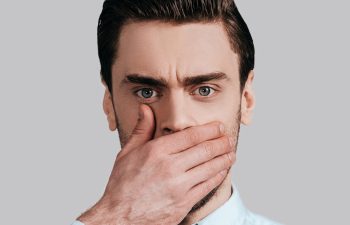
top-left (103, 20), bottom-right (255, 213)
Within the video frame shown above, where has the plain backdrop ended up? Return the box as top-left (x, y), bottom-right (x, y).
top-left (0, 0), bottom-right (349, 224)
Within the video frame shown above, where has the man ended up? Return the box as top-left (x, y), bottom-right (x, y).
top-left (73, 0), bottom-right (283, 224)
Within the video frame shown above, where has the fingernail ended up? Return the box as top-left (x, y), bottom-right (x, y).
top-left (219, 123), bottom-right (225, 134)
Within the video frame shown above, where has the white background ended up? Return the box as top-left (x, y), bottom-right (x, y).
top-left (0, 0), bottom-right (349, 224)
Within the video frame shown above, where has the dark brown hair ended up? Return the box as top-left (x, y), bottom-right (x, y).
top-left (98, 0), bottom-right (254, 93)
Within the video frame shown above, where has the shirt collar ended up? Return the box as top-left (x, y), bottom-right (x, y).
top-left (192, 183), bottom-right (248, 225)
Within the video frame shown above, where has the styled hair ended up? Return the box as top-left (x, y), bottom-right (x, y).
top-left (98, 0), bottom-right (254, 93)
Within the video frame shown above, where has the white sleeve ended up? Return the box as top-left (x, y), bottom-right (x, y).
top-left (71, 221), bottom-right (85, 225)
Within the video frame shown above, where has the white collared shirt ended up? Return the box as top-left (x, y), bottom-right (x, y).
top-left (190, 184), bottom-right (283, 225)
top-left (72, 184), bottom-right (283, 225)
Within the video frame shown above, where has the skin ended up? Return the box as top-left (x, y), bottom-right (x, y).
top-left (78, 20), bottom-right (255, 225)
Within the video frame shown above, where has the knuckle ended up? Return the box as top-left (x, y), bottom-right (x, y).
top-left (218, 138), bottom-right (228, 152)
top-left (219, 170), bottom-right (227, 179)
top-left (205, 180), bottom-right (213, 193)
top-left (217, 136), bottom-right (229, 152)
top-left (225, 154), bottom-right (231, 166)
top-left (208, 122), bottom-right (221, 136)
top-left (203, 142), bottom-right (214, 158)
top-left (214, 122), bottom-right (222, 135)
top-left (225, 136), bottom-right (231, 149)
top-left (132, 125), bottom-right (145, 136)
top-left (225, 152), bottom-right (235, 165)
top-left (115, 151), bottom-right (123, 160)
top-left (186, 129), bottom-right (199, 145)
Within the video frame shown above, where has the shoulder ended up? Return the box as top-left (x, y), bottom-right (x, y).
top-left (242, 210), bottom-right (285, 225)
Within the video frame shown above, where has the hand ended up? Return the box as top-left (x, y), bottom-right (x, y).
top-left (77, 104), bottom-right (235, 225)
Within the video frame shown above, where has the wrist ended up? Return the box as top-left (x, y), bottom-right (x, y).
top-left (77, 198), bottom-right (127, 225)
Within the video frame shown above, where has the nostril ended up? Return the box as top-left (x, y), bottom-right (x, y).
top-left (162, 127), bottom-right (173, 135)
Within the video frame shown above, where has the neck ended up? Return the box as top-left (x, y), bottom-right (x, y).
top-left (180, 171), bottom-right (233, 225)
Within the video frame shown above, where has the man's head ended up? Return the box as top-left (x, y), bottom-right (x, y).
top-left (98, 0), bottom-right (255, 215)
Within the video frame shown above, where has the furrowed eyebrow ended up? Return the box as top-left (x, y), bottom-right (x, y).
top-left (120, 71), bottom-right (229, 88)
top-left (121, 74), bottom-right (168, 88)
top-left (182, 72), bottom-right (229, 86)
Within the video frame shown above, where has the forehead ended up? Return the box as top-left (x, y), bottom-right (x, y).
top-left (113, 20), bottom-right (239, 83)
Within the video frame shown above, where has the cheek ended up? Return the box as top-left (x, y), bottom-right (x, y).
top-left (191, 95), bottom-right (241, 137)
top-left (191, 91), bottom-right (240, 121)
top-left (114, 93), bottom-right (140, 134)
top-left (193, 102), bottom-right (238, 127)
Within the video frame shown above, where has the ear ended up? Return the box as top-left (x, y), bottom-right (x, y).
top-left (102, 80), bottom-right (117, 131)
top-left (240, 71), bottom-right (256, 126)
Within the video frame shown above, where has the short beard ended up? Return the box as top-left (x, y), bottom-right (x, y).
top-left (190, 185), bottom-right (220, 213)
top-left (184, 112), bottom-right (241, 218)
top-left (114, 105), bottom-right (241, 220)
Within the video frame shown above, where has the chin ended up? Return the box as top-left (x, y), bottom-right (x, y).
top-left (189, 167), bottom-right (231, 214)
top-left (189, 185), bottom-right (220, 213)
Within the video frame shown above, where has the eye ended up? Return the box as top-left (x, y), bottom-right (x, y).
top-left (135, 88), bottom-right (159, 99)
top-left (192, 86), bottom-right (216, 97)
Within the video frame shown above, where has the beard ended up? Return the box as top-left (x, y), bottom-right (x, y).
top-left (180, 112), bottom-right (241, 224)
top-left (114, 105), bottom-right (241, 220)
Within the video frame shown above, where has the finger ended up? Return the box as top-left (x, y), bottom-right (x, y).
top-left (173, 135), bottom-right (233, 172)
top-left (153, 121), bottom-right (225, 154)
top-left (186, 168), bottom-right (228, 208)
top-left (185, 150), bottom-right (235, 187)
top-left (118, 104), bottom-right (155, 159)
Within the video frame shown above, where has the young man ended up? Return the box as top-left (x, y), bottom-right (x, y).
top-left (73, 0), bottom-right (283, 224)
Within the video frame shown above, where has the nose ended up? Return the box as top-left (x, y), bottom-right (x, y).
top-left (155, 92), bottom-right (198, 137)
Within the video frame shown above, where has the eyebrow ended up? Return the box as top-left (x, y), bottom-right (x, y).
top-left (121, 72), bottom-right (229, 88)
top-left (183, 72), bottom-right (229, 86)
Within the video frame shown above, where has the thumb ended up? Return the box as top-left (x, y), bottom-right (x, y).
top-left (120, 104), bottom-right (155, 155)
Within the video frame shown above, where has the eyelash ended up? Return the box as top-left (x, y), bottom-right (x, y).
top-left (190, 86), bottom-right (217, 97)
top-left (134, 88), bottom-right (160, 100)
top-left (133, 86), bottom-right (218, 102)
